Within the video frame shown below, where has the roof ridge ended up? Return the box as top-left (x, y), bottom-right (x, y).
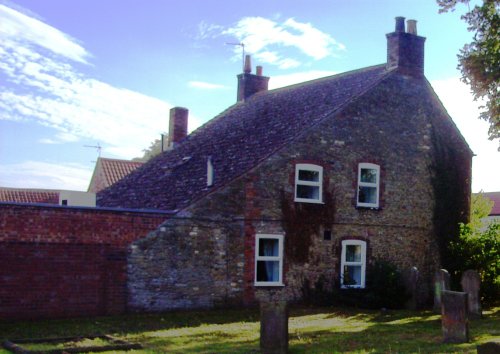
top-left (173, 66), bottom-right (394, 215)
top-left (98, 63), bottom-right (395, 211)
top-left (267, 64), bottom-right (388, 94)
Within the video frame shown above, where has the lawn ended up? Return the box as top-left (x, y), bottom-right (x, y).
top-left (0, 306), bottom-right (498, 353)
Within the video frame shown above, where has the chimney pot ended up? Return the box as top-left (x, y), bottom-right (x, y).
top-left (407, 20), bottom-right (417, 35)
top-left (395, 16), bottom-right (406, 32)
top-left (244, 55), bottom-right (251, 74)
top-left (386, 17), bottom-right (425, 77)
top-left (237, 56), bottom-right (269, 101)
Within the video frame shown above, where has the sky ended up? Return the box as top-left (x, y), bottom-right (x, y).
top-left (0, 0), bottom-right (498, 193)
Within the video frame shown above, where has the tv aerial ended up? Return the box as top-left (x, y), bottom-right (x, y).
top-left (225, 42), bottom-right (245, 71)
top-left (84, 142), bottom-right (102, 159)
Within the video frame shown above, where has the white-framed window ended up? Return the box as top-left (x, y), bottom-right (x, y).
top-left (255, 234), bottom-right (284, 286)
top-left (357, 163), bottom-right (380, 208)
top-left (340, 239), bottom-right (366, 288)
top-left (294, 163), bottom-right (323, 203)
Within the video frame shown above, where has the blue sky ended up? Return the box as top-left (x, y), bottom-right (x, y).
top-left (0, 0), bottom-right (498, 192)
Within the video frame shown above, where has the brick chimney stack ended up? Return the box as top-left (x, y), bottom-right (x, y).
top-left (386, 17), bottom-right (426, 77)
top-left (237, 55), bottom-right (270, 102)
top-left (168, 107), bottom-right (188, 148)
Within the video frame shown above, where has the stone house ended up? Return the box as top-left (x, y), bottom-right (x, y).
top-left (98, 17), bottom-right (472, 311)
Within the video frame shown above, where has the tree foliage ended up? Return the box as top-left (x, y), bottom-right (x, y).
top-left (437, 0), bottom-right (500, 148)
top-left (469, 191), bottom-right (494, 230)
top-left (132, 133), bottom-right (168, 162)
top-left (448, 192), bottom-right (499, 304)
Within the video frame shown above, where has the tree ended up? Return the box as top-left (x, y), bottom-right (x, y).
top-left (448, 192), bottom-right (499, 304)
top-left (437, 0), bottom-right (500, 149)
top-left (469, 191), bottom-right (495, 231)
top-left (133, 133), bottom-right (168, 162)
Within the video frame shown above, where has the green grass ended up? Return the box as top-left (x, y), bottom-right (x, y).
top-left (0, 306), bottom-right (498, 353)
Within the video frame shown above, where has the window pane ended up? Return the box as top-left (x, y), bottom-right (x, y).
top-left (358, 186), bottom-right (377, 204)
top-left (343, 265), bottom-right (361, 286)
top-left (257, 261), bottom-right (280, 282)
top-left (360, 168), bottom-right (377, 183)
top-left (346, 245), bottom-right (361, 262)
top-left (298, 169), bottom-right (319, 182)
top-left (297, 185), bottom-right (319, 200)
top-left (259, 238), bottom-right (279, 257)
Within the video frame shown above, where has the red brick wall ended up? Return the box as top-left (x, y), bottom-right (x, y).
top-left (0, 203), bottom-right (168, 320)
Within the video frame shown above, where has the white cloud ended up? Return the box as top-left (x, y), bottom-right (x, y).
top-left (0, 161), bottom-right (92, 191)
top-left (188, 81), bottom-right (228, 90)
top-left (223, 17), bottom-right (344, 69)
top-left (269, 70), bottom-right (337, 89)
top-left (0, 4), bottom-right (187, 160)
top-left (196, 20), bottom-right (224, 40)
top-left (0, 4), bottom-right (90, 64)
top-left (431, 77), bottom-right (500, 193)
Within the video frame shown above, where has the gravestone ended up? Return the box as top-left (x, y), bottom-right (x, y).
top-left (441, 290), bottom-right (469, 343)
top-left (260, 300), bottom-right (288, 354)
top-left (461, 269), bottom-right (482, 319)
top-left (433, 269), bottom-right (450, 312)
top-left (403, 266), bottom-right (419, 310)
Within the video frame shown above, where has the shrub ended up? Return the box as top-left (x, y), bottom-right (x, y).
top-left (301, 260), bottom-right (409, 309)
top-left (449, 222), bottom-right (499, 305)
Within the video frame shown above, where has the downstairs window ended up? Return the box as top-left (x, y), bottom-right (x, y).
top-left (255, 234), bottom-right (284, 286)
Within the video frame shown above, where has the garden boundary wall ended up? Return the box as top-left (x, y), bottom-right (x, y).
top-left (0, 203), bottom-right (169, 320)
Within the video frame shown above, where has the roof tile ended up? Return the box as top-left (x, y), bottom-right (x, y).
top-left (98, 65), bottom-right (390, 210)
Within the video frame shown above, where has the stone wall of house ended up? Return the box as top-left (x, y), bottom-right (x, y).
top-left (127, 180), bottom-right (248, 310)
top-left (127, 72), bottom-right (471, 310)
top-left (0, 203), bottom-right (167, 319)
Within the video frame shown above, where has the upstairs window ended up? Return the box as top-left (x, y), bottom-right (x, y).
top-left (295, 164), bottom-right (323, 203)
top-left (357, 163), bottom-right (380, 208)
top-left (255, 234), bottom-right (284, 286)
top-left (340, 240), bottom-right (366, 288)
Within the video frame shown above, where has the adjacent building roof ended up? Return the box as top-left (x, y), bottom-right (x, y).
top-left (483, 192), bottom-right (500, 216)
top-left (98, 64), bottom-right (391, 210)
top-left (88, 158), bottom-right (144, 193)
top-left (0, 187), bottom-right (59, 204)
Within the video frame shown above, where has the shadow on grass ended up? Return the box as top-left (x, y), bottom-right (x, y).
top-left (0, 307), bottom-right (260, 340)
top-left (1, 306), bottom-right (498, 353)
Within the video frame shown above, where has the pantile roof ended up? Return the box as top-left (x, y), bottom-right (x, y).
top-left (0, 187), bottom-right (59, 204)
top-left (98, 64), bottom-right (390, 211)
top-left (88, 158), bottom-right (144, 193)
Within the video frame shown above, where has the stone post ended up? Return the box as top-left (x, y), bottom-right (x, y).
top-left (433, 269), bottom-right (450, 312)
top-left (260, 300), bottom-right (288, 354)
top-left (441, 290), bottom-right (469, 343)
top-left (461, 269), bottom-right (482, 319)
top-left (403, 266), bottom-right (419, 310)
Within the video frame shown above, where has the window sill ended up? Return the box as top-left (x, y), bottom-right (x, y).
top-left (340, 286), bottom-right (365, 290)
top-left (254, 282), bottom-right (285, 287)
top-left (294, 199), bottom-right (324, 204)
top-left (356, 205), bottom-right (381, 210)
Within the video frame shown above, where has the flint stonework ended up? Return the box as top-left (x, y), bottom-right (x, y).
top-left (441, 290), bottom-right (469, 343)
top-left (260, 300), bottom-right (288, 354)
top-left (461, 269), bottom-right (481, 319)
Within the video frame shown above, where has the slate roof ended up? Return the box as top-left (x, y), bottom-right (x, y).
top-left (0, 187), bottom-right (59, 204)
top-left (88, 158), bottom-right (144, 193)
top-left (482, 192), bottom-right (500, 216)
top-left (98, 64), bottom-right (391, 211)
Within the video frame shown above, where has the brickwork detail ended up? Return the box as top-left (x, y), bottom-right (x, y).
top-left (0, 204), bottom-right (166, 319)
